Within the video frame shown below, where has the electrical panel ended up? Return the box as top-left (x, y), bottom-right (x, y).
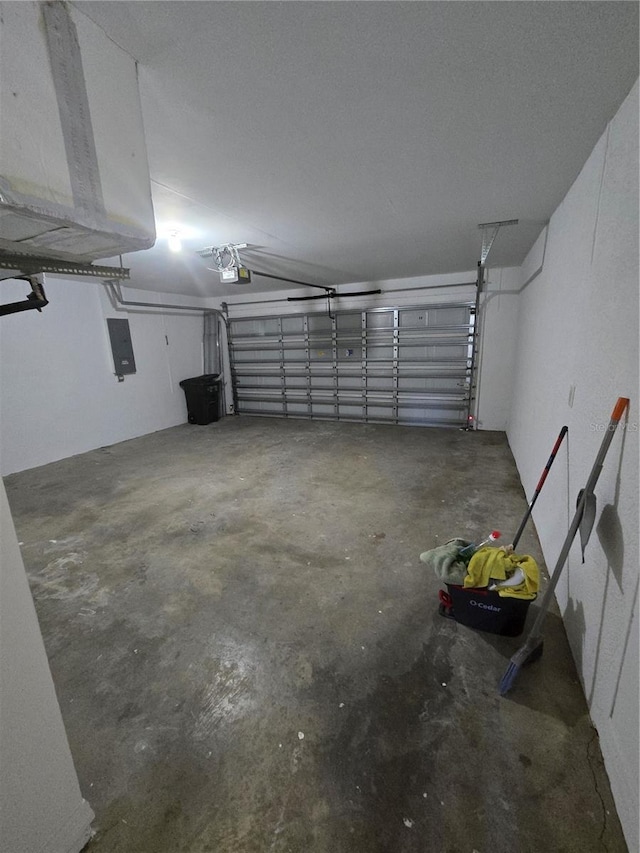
top-left (107, 318), bottom-right (136, 376)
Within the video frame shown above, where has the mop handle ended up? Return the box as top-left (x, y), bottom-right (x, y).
top-left (535, 425), bottom-right (569, 492)
top-left (612, 397), bottom-right (630, 422)
top-left (512, 425), bottom-right (568, 549)
top-left (527, 397), bottom-right (629, 639)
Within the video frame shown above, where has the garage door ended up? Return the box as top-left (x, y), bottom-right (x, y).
top-left (226, 301), bottom-right (475, 428)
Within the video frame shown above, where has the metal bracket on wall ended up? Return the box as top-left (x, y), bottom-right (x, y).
top-left (463, 218), bottom-right (519, 430)
top-left (0, 252), bottom-right (130, 280)
top-left (197, 243), bottom-right (248, 270)
top-left (477, 219), bottom-right (519, 266)
top-left (0, 273), bottom-right (49, 317)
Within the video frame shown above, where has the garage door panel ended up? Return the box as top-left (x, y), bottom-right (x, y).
top-left (398, 376), bottom-right (467, 393)
top-left (282, 376), bottom-right (307, 389)
top-left (308, 316), bottom-right (331, 333)
top-left (337, 404), bottom-right (363, 418)
top-left (282, 316), bottom-right (303, 334)
top-left (239, 376), bottom-right (280, 390)
top-left (285, 402), bottom-right (308, 414)
top-left (429, 306), bottom-right (469, 325)
top-left (228, 301), bottom-right (474, 427)
top-left (310, 348), bottom-right (332, 360)
top-left (310, 377), bottom-right (332, 390)
top-left (367, 346), bottom-right (395, 360)
top-left (367, 311), bottom-right (394, 329)
top-left (336, 350), bottom-right (362, 363)
top-left (338, 376), bottom-right (362, 390)
top-left (310, 403), bottom-right (334, 416)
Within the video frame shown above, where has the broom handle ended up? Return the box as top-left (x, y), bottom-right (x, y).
top-left (527, 398), bottom-right (629, 639)
top-left (512, 425), bottom-right (568, 549)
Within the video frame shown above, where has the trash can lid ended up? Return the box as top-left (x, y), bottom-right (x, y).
top-left (179, 373), bottom-right (221, 387)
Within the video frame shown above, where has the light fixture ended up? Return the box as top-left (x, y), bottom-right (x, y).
top-left (167, 231), bottom-right (182, 253)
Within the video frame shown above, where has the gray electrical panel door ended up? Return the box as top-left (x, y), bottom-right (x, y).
top-left (226, 302), bottom-right (475, 428)
top-left (107, 318), bottom-right (136, 375)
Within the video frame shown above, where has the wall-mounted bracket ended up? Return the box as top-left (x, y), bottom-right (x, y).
top-left (0, 274), bottom-right (49, 317)
top-left (463, 218), bottom-right (518, 429)
top-left (197, 243), bottom-right (248, 269)
top-left (477, 219), bottom-right (519, 267)
top-left (0, 252), bottom-right (130, 280)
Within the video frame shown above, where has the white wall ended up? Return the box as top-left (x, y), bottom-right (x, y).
top-left (213, 271), bottom-right (478, 326)
top-left (0, 278), bottom-right (207, 475)
top-left (210, 268), bottom-right (519, 431)
top-left (0, 266), bottom-right (519, 474)
top-left (0, 481), bottom-right (95, 853)
top-left (475, 266), bottom-right (520, 431)
top-left (507, 80), bottom-right (639, 851)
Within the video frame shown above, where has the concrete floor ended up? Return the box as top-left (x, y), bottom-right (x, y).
top-left (4, 417), bottom-right (627, 853)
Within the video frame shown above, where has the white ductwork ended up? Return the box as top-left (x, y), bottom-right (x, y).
top-left (0, 1), bottom-right (155, 262)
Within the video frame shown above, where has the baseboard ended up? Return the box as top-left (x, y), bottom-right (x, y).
top-left (34, 799), bottom-right (95, 853)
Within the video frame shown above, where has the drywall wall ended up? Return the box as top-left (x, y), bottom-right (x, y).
top-left (475, 266), bottom-right (520, 431)
top-left (210, 267), bottom-right (520, 431)
top-left (0, 266), bottom-right (518, 476)
top-left (0, 278), bottom-right (207, 475)
top-left (0, 480), bottom-right (94, 853)
top-left (507, 80), bottom-right (639, 850)
top-left (216, 270), bottom-right (478, 320)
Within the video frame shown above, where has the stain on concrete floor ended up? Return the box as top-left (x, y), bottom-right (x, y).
top-left (4, 417), bottom-right (627, 852)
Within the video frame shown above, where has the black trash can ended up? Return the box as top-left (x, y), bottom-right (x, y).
top-left (179, 374), bottom-right (222, 425)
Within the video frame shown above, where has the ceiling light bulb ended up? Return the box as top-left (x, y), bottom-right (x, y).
top-left (168, 232), bottom-right (182, 253)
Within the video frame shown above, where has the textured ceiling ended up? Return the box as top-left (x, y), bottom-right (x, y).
top-left (73, 1), bottom-right (639, 297)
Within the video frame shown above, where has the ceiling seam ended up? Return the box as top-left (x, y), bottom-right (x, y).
top-left (68, 1), bottom-right (141, 63)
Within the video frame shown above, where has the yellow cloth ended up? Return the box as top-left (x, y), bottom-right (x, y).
top-left (463, 547), bottom-right (539, 600)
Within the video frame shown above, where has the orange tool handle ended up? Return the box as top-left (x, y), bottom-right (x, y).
top-left (612, 397), bottom-right (630, 423)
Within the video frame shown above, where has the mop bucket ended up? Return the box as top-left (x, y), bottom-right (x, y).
top-left (422, 536), bottom-right (538, 638)
top-left (439, 585), bottom-right (533, 637)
